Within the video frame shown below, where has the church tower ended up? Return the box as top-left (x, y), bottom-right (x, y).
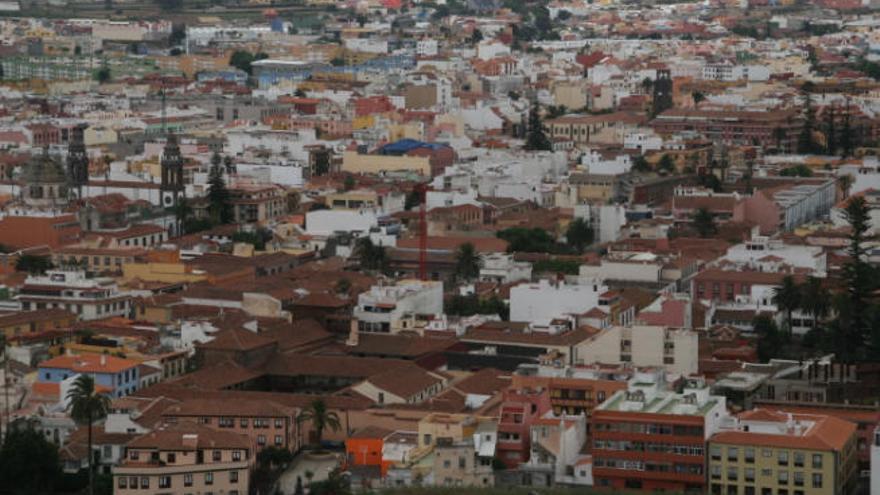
top-left (651, 69), bottom-right (673, 117)
top-left (160, 133), bottom-right (184, 207)
top-left (66, 124), bottom-right (89, 199)
top-left (22, 149), bottom-right (69, 210)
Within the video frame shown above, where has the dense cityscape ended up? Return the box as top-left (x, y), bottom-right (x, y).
top-left (1, 0), bottom-right (880, 494)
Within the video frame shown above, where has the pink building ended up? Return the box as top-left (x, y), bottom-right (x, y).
top-left (496, 388), bottom-right (551, 468)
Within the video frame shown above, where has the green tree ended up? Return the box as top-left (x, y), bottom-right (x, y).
top-left (800, 276), bottom-right (830, 332)
top-left (296, 399), bottom-right (341, 447)
top-left (798, 93), bottom-right (818, 154)
top-left (354, 237), bottom-right (388, 274)
top-left (66, 375), bottom-right (111, 495)
top-left (692, 207), bottom-right (717, 238)
top-left (497, 227), bottom-right (557, 253)
top-left (631, 155), bottom-right (651, 173)
top-left (95, 65), bottom-right (111, 84)
top-left (404, 189), bottom-right (421, 211)
top-left (841, 100), bottom-right (854, 157)
top-left (256, 446), bottom-right (294, 469)
top-left (657, 154), bottom-right (675, 173)
top-left (524, 103), bottom-right (552, 151)
top-left (207, 166), bottom-right (233, 225)
top-left (0, 426), bottom-right (61, 494)
top-left (780, 165), bottom-right (813, 177)
top-left (772, 275), bottom-right (801, 335)
top-left (229, 50), bottom-right (264, 75)
top-left (565, 218), bottom-right (593, 253)
top-left (343, 174), bottom-right (356, 191)
top-left (772, 126), bottom-right (786, 152)
top-left (824, 104), bottom-right (837, 155)
top-left (15, 254), bottom-right (53, 275)
top-left (753, 314), bottom-right (785, 362)
top-left (692, 90), bottom-right (706, 104)
top-left (454, 242), bottom-right (481, 281)
top-left (839, 196), bottom-right (873, 359)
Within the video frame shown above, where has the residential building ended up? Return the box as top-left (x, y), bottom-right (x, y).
top-left (708, 409), bottom-right (858, 495)
top-left (112, 423), bottom-right (251, 495)
top-left (353, 280), bottom-right (443, 334)
top-left (38, 354), bottom-right (141, 398)
top-left (17, 269), bottom-right (133, 321)
top-left (592, 372), bottom-right (728, 493)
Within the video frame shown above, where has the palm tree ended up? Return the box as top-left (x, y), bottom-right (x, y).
top-left (800, 276), bottom-right (830, 331)
top-left (454, 242), bottom-right (481, 281)
top-left (772, 275), bottom-right (801, 335)
top-left (296, 399), bottom-right (341, 449)
top-left (66, 375), bottom-right (111, 495)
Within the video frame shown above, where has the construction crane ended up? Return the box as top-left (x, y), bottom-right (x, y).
top-left (413, 182), bottom-right (430, 281)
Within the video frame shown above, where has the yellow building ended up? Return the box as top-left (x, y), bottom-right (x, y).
top-left (122, 262), bottom-right (207, 285)
top-left (325, 190), bottom-right (379, 209)
top-left (341, 151), bottom-right (431, 176)
top-left (708, 409), bottom-right (858, 495)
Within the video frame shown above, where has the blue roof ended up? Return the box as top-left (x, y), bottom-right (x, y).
top-left (379, 138), bottom-right (448, 155)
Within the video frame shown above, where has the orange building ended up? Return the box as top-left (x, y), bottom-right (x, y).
top-left (345, 426), bottom-right (394, 477)
top-left (0, 214), bottom-right (81, 249)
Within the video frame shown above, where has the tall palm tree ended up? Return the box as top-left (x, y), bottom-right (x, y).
top-left (772, 275), bottom-right (801, 335)
top-left (800, 276), bottom-right (830, 331)
top-left (454, 242), bottom-right (481, 281)
top-left (66, 375), bottom-right (111, 495)
top-left (296, 399), bottom-right (341, 448)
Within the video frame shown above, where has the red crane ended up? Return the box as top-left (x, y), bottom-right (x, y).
top-left (414, 183), bottom-right (430, 281)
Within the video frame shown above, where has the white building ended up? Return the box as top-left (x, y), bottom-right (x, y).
top-left (721, 234), bottom-right (827, 276)
top-left (509, 279), bottom-right (608, 327)
top-left (576, 325), bottom-right (699, 375)
top-left (479, 253), bottom-right (532, 284)
top-left (305, 209), bottom-right (379, 236)
top-left (353, 280), bottom-right (443, 334)
top-left (16, 270), bottom-right (132, 321)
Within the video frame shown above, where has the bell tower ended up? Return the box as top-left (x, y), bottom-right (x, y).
top-left (66, 124), bottom-right (89, 199)
top-left (160, 133), bottom-right (184, 208)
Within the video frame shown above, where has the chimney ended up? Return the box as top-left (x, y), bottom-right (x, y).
top-left (346, 318), bottom-right (359, 347)
top-left (181, 434), bottom-right (198, 449)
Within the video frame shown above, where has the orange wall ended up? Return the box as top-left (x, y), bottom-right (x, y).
top-left (0, 214), bottom-right (81, 249)
top-left (346, 437), bottom-right (384, 472)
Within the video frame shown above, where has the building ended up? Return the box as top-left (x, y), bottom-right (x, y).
top-left (112, 423), bottom-right (251, 495)
top-left (509, 279), bottom-right (609, 327)
top-left (651, 109), bottom-right (801, 151)
top-left (160, 398), bottom-right (300, 454)
top-left (17, 269), bottom-right (133, 321)
top-left (511, 363), bottom-right (629, 417)
top-left (353, 280), bottom-right (443, 334)
top-left (38, 354), bottom-right (141, 398)
top-left (592, 372), bottom-right (728, 493)
top-left (496, 388), bottom-right (551, 468)
top-left (708, 409), bottom-right (858, 495)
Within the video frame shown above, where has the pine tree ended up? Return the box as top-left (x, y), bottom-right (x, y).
top-left (841, 97), bottom-right (854, 157)
top-left (525, 103), bottom-right (552, 151)
top-left (824, 105), bottom-right (836, 155)
top-left (839, 196), bottom-right (873, 360)
top-left (692, 207), bottom-right (717, 238)
top-left (798, 93), bottom-right (817, 154)
top-left (207, 166), bottom-right (233, 224)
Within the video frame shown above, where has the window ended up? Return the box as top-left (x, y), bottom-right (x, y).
top-left (778, 471), bottom-right (789, 485)
top-left (745, 448), bottom-right (755, 463)
top-left (129, 477), bottom-right (137, 488)
top-left (423, 434), bottom-right (432, 446)
top-left (275, 435), bottom-right (283, 446)
top-left (812, 473), bottom-right (822, 488)
top-left (778, 450), bottom-right (789, 466)
top-left (794, 472), bottom-right (804, 487)
top-left (184, 474), bottom-right (193, 487)
top-left (140, 477), bottom-right (149, 489)
top-left (710, 445), bottom-right (721, 460)
top-left (167, 453), bottom-right (176, 463)
top-left (727, 467), bottom-right (737, 481)
top-left (459, 456), bottom-right (466, 468)
top-left (794, 452), bottom-right (804, 467)
top-left (232, 450), bottom-right (242, 461)
top-left (205, 472), bottom-right (214, 485)
top-left (812, 454), bottom-right (822, 469)
top-left (230, 471), bottom-right (239, 483)
top-left (257, 435), bottom-right (266, 445)
top-left (118, 477), bottom-right (127, 489)
top-left (275, 418), bottom-right (283, 428)
top-left (240, 418), bottom-right (249, 428)
top-left (711, 465), bottom-right (721, 480)
top-left (130, 451), bottom-right (139, 461)
top-left (159, 476), bottom-right (171, 489)
top-left (728, 447), bottom-right (739, 462)
top-left (745, 468), bottom-right (755, 482)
